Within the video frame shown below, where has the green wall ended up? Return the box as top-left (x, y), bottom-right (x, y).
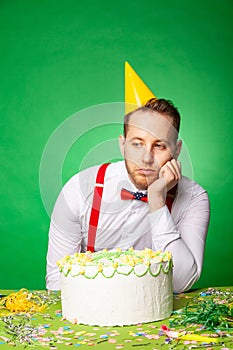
top-left (1, 0), bottom-right (233, 289)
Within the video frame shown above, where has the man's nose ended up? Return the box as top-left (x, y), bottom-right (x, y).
top-left (141, 147), bottom-right (154, 164)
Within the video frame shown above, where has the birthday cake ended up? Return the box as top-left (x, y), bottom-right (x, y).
top-left (57, 248), bottom-right (173, 326)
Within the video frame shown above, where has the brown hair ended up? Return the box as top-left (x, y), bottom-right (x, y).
top-left (124, 98), bottom-right (181, 137)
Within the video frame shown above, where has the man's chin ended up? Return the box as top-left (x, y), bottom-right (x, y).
top-left (131, 175), bottom-right (156, 191)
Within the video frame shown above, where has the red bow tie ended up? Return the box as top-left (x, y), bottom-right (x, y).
top-left (121, 188), bottom-right (148, 202)
top-left (121, 184), bottom-right (178, 211)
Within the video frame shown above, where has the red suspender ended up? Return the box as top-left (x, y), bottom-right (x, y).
top-left (87, 163), bottom-right (110, 252)
top-left (87, 163), bottom-right (177, 252)
top-left (166, 196), bottom-right (174, 213)
top-left (166, 184), bottom-right (177, 213)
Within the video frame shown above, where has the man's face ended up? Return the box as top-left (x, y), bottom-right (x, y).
top-left (119, 111), bottom-right (182, 190)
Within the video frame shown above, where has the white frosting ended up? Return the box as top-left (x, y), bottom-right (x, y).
top-left (60, 262), bottom-right (173, 326)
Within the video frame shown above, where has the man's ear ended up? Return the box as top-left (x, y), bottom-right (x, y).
top-left (174, 140), bottom-right (182, 159)
top-left (118, 135), bottom-right (125, 156)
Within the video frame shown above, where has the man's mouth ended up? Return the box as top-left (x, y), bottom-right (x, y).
top-left (137, 168), bottom-right (157, 176)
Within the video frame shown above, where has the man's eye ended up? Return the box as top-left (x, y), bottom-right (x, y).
top-left (155, 144), bottom-right (166, 149)
top-left (132, 142), bottom-right (143, 147)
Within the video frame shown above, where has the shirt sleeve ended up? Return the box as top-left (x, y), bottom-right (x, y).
top-left (148, 182), bottom-right (210, 293)
top-left (46, 175), bottom-right (83, 290)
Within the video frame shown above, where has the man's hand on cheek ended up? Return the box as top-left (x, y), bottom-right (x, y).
top-left (148, 159), bottom-right (182, 212)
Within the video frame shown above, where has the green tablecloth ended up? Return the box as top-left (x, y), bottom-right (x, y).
top-left (0, 287), bottom-right (233, 349)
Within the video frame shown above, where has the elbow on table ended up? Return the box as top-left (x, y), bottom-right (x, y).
top-left (46, 265), bottom-right (61, 291)
top-left (172, 261), bottom-right (200, 294)
top-left (46, 275), bottom-right (61, 291)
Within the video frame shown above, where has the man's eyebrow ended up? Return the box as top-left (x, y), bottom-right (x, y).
top-left (156, 139), bottom-right (170, 144)
top-left (129, 137), bottom-right (144, 141)
top-left (129, 136), bottom-right (170, 144)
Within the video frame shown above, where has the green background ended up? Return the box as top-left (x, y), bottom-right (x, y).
top-left (0, 0), bottom-right (233, 290)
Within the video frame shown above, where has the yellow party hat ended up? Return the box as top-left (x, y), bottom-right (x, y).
top-left (125, 61), bottom-right (156, 114)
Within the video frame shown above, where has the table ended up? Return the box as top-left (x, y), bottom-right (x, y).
top-left (0, 287), bottom-right (233, 349)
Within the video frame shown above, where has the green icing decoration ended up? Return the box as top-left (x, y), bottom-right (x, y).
top-left (58, 248), bottom-right (173, 280)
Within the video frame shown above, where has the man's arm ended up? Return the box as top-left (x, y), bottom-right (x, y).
top-left (148, 187), bottom-right (209, 293)
top-left (46, 175), bottom-right (83, 290)
top-left (148, 159), bottom-right (210, 293)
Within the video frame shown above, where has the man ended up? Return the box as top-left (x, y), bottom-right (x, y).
top-left (46, 98), bottom-right (210, 292)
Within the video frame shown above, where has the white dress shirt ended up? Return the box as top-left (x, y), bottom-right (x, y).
top-left (46, 161), bottom-right (210, 292)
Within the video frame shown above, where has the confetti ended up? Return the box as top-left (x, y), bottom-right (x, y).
top-left (0, 288), bottom-right (232, 349)
top-left (43, 324), bottom-right (51, 328)
top-left (100, 334), bottom-right (108, 339)
top-left (108, 338), bottom-right (117, 343)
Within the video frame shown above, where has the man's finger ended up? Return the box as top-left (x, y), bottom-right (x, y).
top-left (162, 160), bottom-right (181, 181)
top-left (170, 159), bottom-right (182, 180)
